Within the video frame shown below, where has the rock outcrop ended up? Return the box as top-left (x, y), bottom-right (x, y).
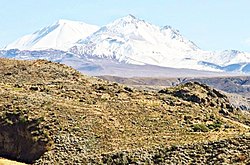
top-left (0, 110), bottom-right (50, 163)
top-left (159, 82), bottom-right (234, 112)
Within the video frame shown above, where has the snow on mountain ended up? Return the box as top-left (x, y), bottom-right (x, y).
top-left (72, 15), bottom-right (207, 69)
top-left (195, 50), bottom-right (250, 66)
top-left (4, 19), bottom-right (99, 51)
top-left (2, 15), bottom-right (250, 74)
top-left (71, 15), bottom-right (250, 72)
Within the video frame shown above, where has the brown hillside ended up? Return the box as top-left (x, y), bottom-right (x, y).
top-left (0, 58), bottom-right (249, 164)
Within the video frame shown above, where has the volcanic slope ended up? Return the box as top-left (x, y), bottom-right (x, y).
top-left (0, 58), bottom-right (249, 164)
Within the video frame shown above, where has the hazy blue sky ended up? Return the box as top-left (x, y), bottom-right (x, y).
top-left (1, 0), bottom-right (250, 51)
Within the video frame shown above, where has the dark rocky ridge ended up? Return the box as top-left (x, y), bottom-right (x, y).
top-left (98, 76), bottom-right (250, 97)
top-left (99, 75), bottom-right (250, 110)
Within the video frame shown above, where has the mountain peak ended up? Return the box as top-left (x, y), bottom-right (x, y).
top-left (111, 14), bottom-right (143, 26)
top-left (5, 20), bottom-right (99, 51)
top-left (55, 19), bottom-right (91, 26)
top-left (56, 19), bottom-right (74, 25)
top-left (75, 15), bottom-right (200, 67)
top-left (120, 14), bottom-right (137, 20)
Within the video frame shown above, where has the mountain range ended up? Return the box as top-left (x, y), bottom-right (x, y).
top-left (1, 15), bottom-right (250, 76)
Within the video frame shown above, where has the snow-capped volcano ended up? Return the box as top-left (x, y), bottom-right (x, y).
top-left (4, 19), bottom-right (99, 51)
top-left (73, 15), bottom-right (202, 68)
top-left (71, 15), bottom-right (250, 72)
